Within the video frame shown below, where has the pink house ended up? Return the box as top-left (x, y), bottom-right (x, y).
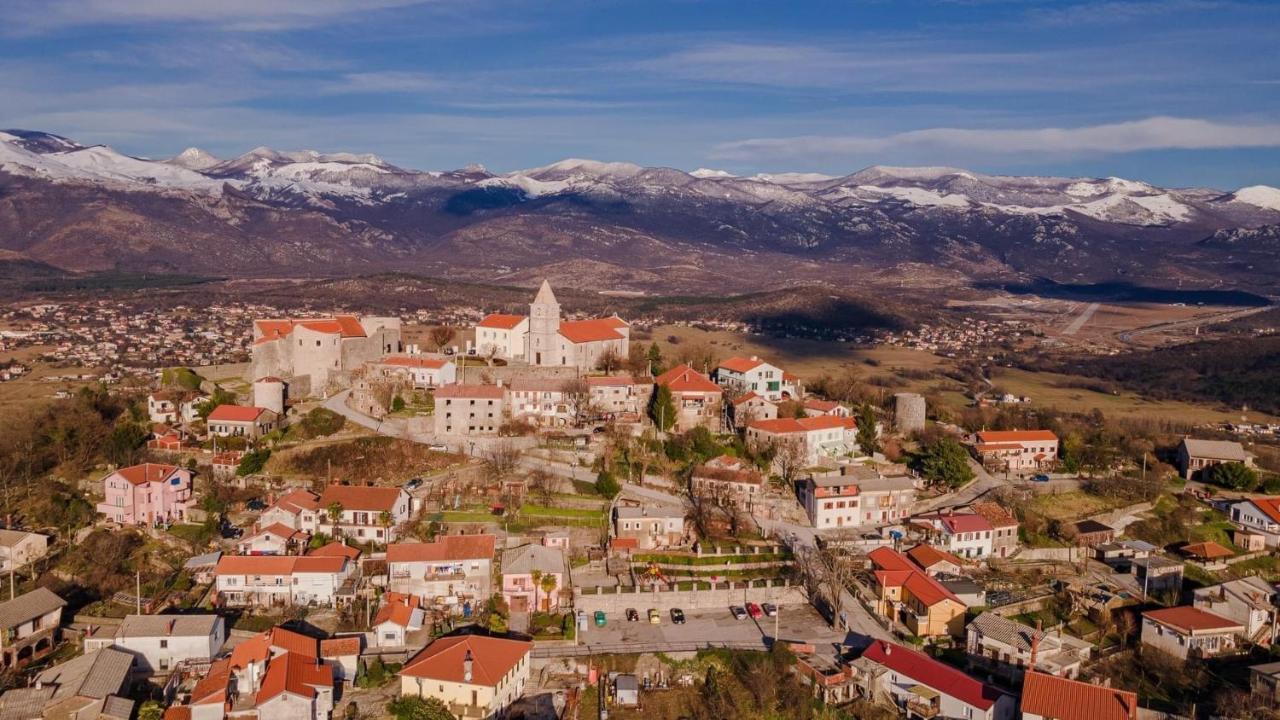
top-left (500, 544), bottom-right (567, 613)
top-left (97, 463), bottom-right (196, 525)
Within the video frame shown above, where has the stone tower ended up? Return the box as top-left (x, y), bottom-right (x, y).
top-left (527, 280), bottom-right (561, 366)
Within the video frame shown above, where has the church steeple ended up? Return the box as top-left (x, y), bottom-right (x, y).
top-left (532, 279), bottom-right (558, 306)
top-left (528, 279), bottom-right (561, 365)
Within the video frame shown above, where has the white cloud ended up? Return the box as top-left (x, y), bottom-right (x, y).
top-left (710, 117), bottom-right (1280, 164)
top-left (8, 0), bottom-right (436, 32)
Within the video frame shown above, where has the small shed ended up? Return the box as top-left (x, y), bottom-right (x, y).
top-left (614, 674), bottom-right (639, 706)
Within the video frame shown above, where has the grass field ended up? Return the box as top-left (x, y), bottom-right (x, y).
top-left (1028, 491), bottom-right (1127, 521)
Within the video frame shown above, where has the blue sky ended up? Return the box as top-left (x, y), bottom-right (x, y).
top-left (3, 0), bottom-right (1279, 188)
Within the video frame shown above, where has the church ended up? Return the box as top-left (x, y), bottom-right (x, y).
top-left (473, 281), bottom-right (630, 371)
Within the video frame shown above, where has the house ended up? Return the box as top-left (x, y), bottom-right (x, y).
top-left (206, 405), bottom-right (279, 440)
top-left (83, 614), bottom-right (225, 675)
top-left (1251, 661), bottom-right (1280, 710)
top-left (713, 356), bottom-right (799, 401)
top-left (613, 504), bottom-right (687, 550)
top-left (803, 398), bottom-right (850, 418)
top-left (368, 355), bottom-right (458, 389)
top-left (0, 530), bottom-right (48, 573)
top-left (746, 415), bottom-right (859, 467)
top-left (308, 541), bottom-right (362, 561)
top-left (1132, 556), bottom-right (1184, 597)
top-left (507, 378), bottom-right (578, 427)
top-left (239, 523), bottom-right (310, 555)
top-left (386, 535), bottom-right (496, 609)
top-left (259, 488), bottom-right (321, 531)
top-left (966, 612), bottom-right (1093, 681)
top-left (914, 511), bottom-right (996, 560)
top-left (372, 593), bottom-right (425, 647)
top-left (251, 314), bottom-right (401, 397)
top-left (859, 640), bottom-right (1015, 720)
top-left (1228, 496), bottom-right (1280, 547)
top-left (502, 544), bottom-right (568, 612)
top-left (1177, 438), bottom-right (1255, 479)
top-left (970, 501), bottom-right (1020, 559)
top-left (97, 463), bottom-right (196, 526)
top-left (1179, 540), bottom-right (1233, 570)
top-left (792, 652), bottom-right (858, 706)
top-left (1193, 577), bottom-right (1278, 645)
top-left (973, 429), bottom-right (1059, 472)
top-left (868, 547), bottom-right (967, 638)
top-left (798, 466), bottom-right (917, 529)
top-left (434, 384), bottom-right (506, 437)
top-left (183, 551), bottom-right (222, 585)
top-left (400, 634), bottom-right (533, 720)
top-left (690, 455), bottom-right (766, 510)
top-left (1020, 671), bottom-right (1138, 720)
top-left (1070, 519), bottom-right (1115, 547)
top-left (614, 674), bottom-right (640, 706)
top-left (0, 646), bottom-right (133, 720)
top-left (147, 390), bottom-right (180, 424)
top-left (210, 450), bottom-right (243, 479)
top-left (730, 392), bottom-right (779, 428)
top-left (1141, 606), bottom-right (1245, 660)
top-left (0, 587), bottom-right (66, 669)
top-left (214, 555), bottom-right (355, 608)
top-left (473, 313), bottom-right (529, 360)
top-left (904, 544), bottom-right (965, 577)
top-left (314, 484), bottom-right (412, 543)
top-left (654, 364), bottom-right (723, 432)
top-left (587, 374), bottom-right (652, 418)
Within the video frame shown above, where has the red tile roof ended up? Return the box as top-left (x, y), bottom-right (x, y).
top-left (189, 658), bottom-right (232, 706)
top-left (1245, 497), bottom-right (1280, 525)
top-left (477, 313), bottom-right (526, 330)
top-left (256, 652), bottom-right (334, 704)
top-left (272, 489), bottom-right (320, 514)
top-left (1020, 672), bottom-right (1137, 720)
top-left (748, 416), bottom-right (856, 434)
top-left (559, 318), bottom-right (626, 344)
top-left (939, 513), bottom-right (994, 534)
top-left (803, 398), bottom-right (840, 412)
top-left (271, 627), bottom-right (322, 657)
top-left (435, 384), bottom-right (504, 399)
top-left (387, 535), bottom-right (496, 563)
top-left (163, 707), bottom-right (193, 720)
top-left (655, 364), bottom-right (721, 394)
top-left (251, 523), bottom-right (306, 541)
top-left (717, 356), bottom-right (768, 373)
top-left (975, 429), bottom-right (1058, 443)
top-left (401, 635), bottom-right (532, 687)
top-left (861, 640), bottom-right (1003, 710)
top-left (320, 636), bottom-right (362, 657)
top-left (308, 542), bottom-right (361, 560)
top-left (906, 544), bottom-right (964, 570)
top-left (317, 484), bottom-right (404, 512)
top-left (381, 355), bottom-right (449, 369)
top-left (373, 594), bottom-right (421, 627)
top-left (1179, 541), bottom-right (1233, 560)
top-left (207, 404), bottom-right (270, 422)
top-left (113, 463), bottom-right (181, 486)
top-left (1144, 606), bottom-right (1243, 633)
top-left (215, 555), bottom-right (345, 576)
top-left (970, 501), bottom-right (1018, 529)
top-left (868, 547), bottom-right (961, 607)
top-left (254, 315), bottom-right (367, 342)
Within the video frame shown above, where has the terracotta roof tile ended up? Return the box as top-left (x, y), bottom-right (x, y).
top-left (401, 635), bottom-right (531, 687)
top-left (308, 542), bottom-right (361, 560)
top-left (1020, 672), bottom-right (1137, 720)
top-left (387, 535), bottom-right (496, 563)
top-left (113, 463), bottom-right (181, 486)
top-left (381, 355), bottom-right (449, 369)
top-left (1180, 541), bottom-right (1233, 559)
top-left (861, 640), bottom-right (1003, 710)
top-left (976, 429), bottom-right (1058, 443)
top-left (1144, 606), bottom-right (1244, 633)
top-left (717, 356), bottom-right (767, 373)
top-left (477, 313), bottom-right (526, 330)
top-left (317, 484), bottom-right (404, 512)
top-left (906, 544), bottom-right (964, 570)
top-left (868, 547), bottom-right (961, 607)
top-left (256, 652), bottom-right (333, 704)
top-left (655, 364), bottom-right (720, 393)
top-left (207, 405), bottom-right (270, 422)
top-left (558, 318), bottom-right (626, 344)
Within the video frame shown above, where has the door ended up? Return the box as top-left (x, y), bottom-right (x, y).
top-left (510, 595), bottom-right (529, 613)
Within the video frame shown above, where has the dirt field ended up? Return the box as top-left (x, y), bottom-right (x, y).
top-left (0, 345), bottom-right (104, 416)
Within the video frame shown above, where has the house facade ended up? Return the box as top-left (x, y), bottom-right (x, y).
top-left (587, 375), bottom-right (652, 418)
top-left (434, 384), bottom-right (506, 437)
top-left (973, 429), bottom-right (1059, 472)
top-left (915, 511), bottom-right (996, 560)
top-left (367, 355), bottom-right (457, 389)
top-left (473, 313), bottom-right (528, 360)
top-left (386, 535), bottom-right (496, 610)
top-left (654, 364), bottom-right (723, 432)
top-left (1141, 606), bottom-right (1245, 660)
top-left (713, 356), bottom-right (799, 401)
top-left (746, 416), bottom-right (858, 467)
top-left (970, 501), bottom-right (1020, 559)
top-left (690, 455), bottom-right (766, 510)
top-left (84, 614), bottom-right (225, 675)
top-left (501, 544), bottom-right (568, 612)
top-left (1192, 577), bottom-right (1278, 645)
top-left (400, 635), bottom-right (532, 720)
top-left (868, 547), bottom-right (967, 638)
top-left (251, 314), bottom-right (401, 396)
top-left (613, 504), bottom-right (687, 550)
top-left (966, 612), bottom-right (1093, 682)
top-left (798, 468), bottom-right (917, 529)
top-left (861, 640), bottom-right (1015, 720)
top-left (0, 530), bottom-right (49, 573)
top-left (507, 378), bottom-right (577, 426)
top-left (214, 555), bottom-right (354, 607)
top-left (1178, 438), bottom-right (1255, 479)
top-left (313, 484), bottom-right (412, 543)
top-left (0, 587), bottom-right (66, 669)
top-left (206, 405), bottom-right (279, 440)
top-left (1229, 496), bottom-right (1280, 547)
top-left (97, 463), bottom-right (196, 526)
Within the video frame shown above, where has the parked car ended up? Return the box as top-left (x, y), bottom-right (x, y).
top-left (746, 603), bottom-right (763, 619)
top-left (427, 444), bottom-right (449, 452)
top-left (730, 606), bottom-right (748, 621)
top-left (670, 608), bottom-right (686, 624)
top-left (648, 608), bottom-right (661, 624)
top-left (1031, 474), bottom-right (1051, 483)
top-left (761, 603), bottom-right (778, 617)
top-left (594, 610), bottom-right (607, 627)
top-left (626, 608), bottom-right (639, 622)
top-left (405, 477), bottom-right (424, 490)
top-left (246, 498), bottom-right (266, 511)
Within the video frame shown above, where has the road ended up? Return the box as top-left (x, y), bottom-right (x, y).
top-left (1061, 302), bottom-right (1100, 336)
top-left (913, 458), bottom-right (1002, 513)
top-left (1116, 304), bottom-right (1272, 345)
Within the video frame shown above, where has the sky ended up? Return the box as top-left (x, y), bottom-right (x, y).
top-left (2, 0), bottom-right (1279, 188)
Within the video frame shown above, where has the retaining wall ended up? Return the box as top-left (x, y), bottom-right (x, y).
top-left (572, 582), bottom-right (805, 613)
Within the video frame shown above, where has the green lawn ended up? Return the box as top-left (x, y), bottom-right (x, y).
top-left (167, 523), bottom-right (214, 547)
top-left (519, 504), bottom-right (606, 520)
top-left (440, 511), bottom-right (499, 523)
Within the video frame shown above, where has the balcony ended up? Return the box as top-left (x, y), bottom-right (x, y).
top-left (906, 699), bottom-right (940, 719)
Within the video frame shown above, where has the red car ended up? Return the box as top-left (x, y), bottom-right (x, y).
top-left (746, 602), bottom-right (763, 619)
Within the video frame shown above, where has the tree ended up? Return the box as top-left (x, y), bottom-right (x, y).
top-left (137, 701), bottom-right (165, 720)
top-left (326, 502), bottom-right (345, 537)
top-left (595, 470), bottom-right (620, 499)
top-left (650, 384), bottom-right (677, 432)
top-left (596, 346), bottom-right (623, 374)
top-left (236, 448), bottom-right (271, 476)
top-left (646, 343), bottom-right (664, 374)
top-left (485, 593), bottom-right (509, 634)
top-left (917, 437), bottom-right (975, 488)
top-left (765, 436), bottom-right (806, 487)
top-left (1203, 462), bottom-right (1259, 491)
top-left (539, 573), bottom-right (558, 610)
top-left (386, 696), bottom-right (455, 720)
top-left (856, 404), bottom-right (879, 455)
top-left (483, 441), bottom-right (522, 485)
top-left (378, 510), bottom-right (394, 542)
top-left (106, 421), bottom-right (148, 466)
top-left (391, 395), bottom-right (406, 413)
top-left (526, 468), bottom-right (555, 505)
top-left (531, 569), bottom-right (543, 612)
top-left (561, 378), bottom-right (594, 426)
top-left (428, 326), bottom-right (456, 352)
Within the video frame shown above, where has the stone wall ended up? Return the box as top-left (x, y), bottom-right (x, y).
top-left (572, 581), bottom-right (805, 613)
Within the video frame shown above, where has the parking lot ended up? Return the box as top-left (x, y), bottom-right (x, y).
top-left (571, 603), bottom-right (849, 651)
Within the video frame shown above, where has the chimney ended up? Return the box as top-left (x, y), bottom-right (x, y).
top-left (883, 643), bottom-right (891, 656)
top-left (167, 618), bottom-right (176, 636)
top-left (463, 649), bottom-right (474, 683)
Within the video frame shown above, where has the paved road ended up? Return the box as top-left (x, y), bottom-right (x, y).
top-left (1116, 305), bottom-right (1271, 345)
top-left (322, 390), bottom-right (427, 442)
top-left (914, 458), bottom-right (1003, 512)
top-left (1062, 302), bottom-right (1101, 336)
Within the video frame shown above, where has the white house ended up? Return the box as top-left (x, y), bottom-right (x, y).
top-left (372, 592), bottom-right (425, 647)
top-left (587, 375), bottom-right (652, 418)
top-left (1229, 496), bottom-right (1280, 547)
top-left (861, 640), bottom-right (1015, 720)
top-left (973, 430), bottom-right (1059, 472)
top-left (613, 504), bottom-right (687, 550)
top-left (713, 356), bottom-right (799, 401)
top-left (214, 555), bottom-right (354, 607)
top-left (84, 614), bottom-right (225, 676)
top-left (0, 530), bottom-right (49, 573)
top-left (313, 484), bottom-right (412, 543)
top-left (473, 313), bottom-right (528, 360)
top-left (1193, 577), bottom-right (1279, 645)
top-left (206, 405), bottom-right (279, 440)
top-left (966, 612), bottom-right (1093, 681)
top-left (433, 384), bottom-right (506, 437)
top-left (239, 523), bottom-right (309, 556)
top-left (914, 511), bottom-right (997, 560)
top-left (1141, 606), bottom-right (1245, 661)
top-left (368, 355), bottom-right (458, 389)
top-left (400, 635), bottom-right (533, 720)
top-left (506, 378), bottom-right (577, 427)
top-left (258, 489), bottom-right (321, 531)
top-left (797, 467), bottom-right (917, 529)
top-left (746, 415), bottom-right (859, 467)
top-left (386, 535), bottom-right (496, 610)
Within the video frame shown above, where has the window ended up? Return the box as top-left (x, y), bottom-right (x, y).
top-left (160, 639), bottom-right (168, 649)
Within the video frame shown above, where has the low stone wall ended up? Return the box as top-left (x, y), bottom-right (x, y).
top-left (1011, 547), bottom-right (1082, 562)
top-left (572, 582), bottom-right (805, 614)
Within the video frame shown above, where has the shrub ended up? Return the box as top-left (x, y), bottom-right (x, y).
top-left (236, 449), bottom-right (271, 476)
top-left (1203, 462), bottom-right (1259, 491)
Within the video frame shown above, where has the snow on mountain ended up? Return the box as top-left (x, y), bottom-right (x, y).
top-left (522, 158), bottom-right (646, 181)
top-left (1229, 185), bottom-right (1280, 211)
top-left (752, 172), bottom-right (836, 185)
top-left (49, 146), bottom-right (226, 192)
top-left (167, 147), bottom-right (222, 171)
top-left (0, 129), bottom-right (83, 154)
top-left (690, 168), bottom-right (736, 179)
top-left (849, 185), bottom-right (972, 209)
top-left (477, 175), bottom-right (570, 198)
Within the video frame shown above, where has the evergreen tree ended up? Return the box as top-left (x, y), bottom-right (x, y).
top-left (856, 404), bottom-right (879, 455)
top-left (651, 384), bottom-right (677, 432)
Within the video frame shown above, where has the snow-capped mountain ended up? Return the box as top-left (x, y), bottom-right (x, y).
top-left (0, 128), bottom-right (1278, 291)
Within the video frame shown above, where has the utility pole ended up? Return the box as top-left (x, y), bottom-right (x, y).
top-left (136, 569), bottom-right (142, 614)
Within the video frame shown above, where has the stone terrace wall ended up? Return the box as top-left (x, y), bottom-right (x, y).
top-left (573, 581), bottom-right (805, 613)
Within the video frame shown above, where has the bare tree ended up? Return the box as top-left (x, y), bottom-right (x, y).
top-left (769, 436), bottom-right (807, 488)
top-left (428, 325), bottom-right (456, 352)
top-left (482, 440), bottom-right (523, 487)
top-left (596, 347), bottom-right (623, 374)
top-left (526, 468), bottom-right (555, 506)
top-left (560, 378), bottom-right (594, 427)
